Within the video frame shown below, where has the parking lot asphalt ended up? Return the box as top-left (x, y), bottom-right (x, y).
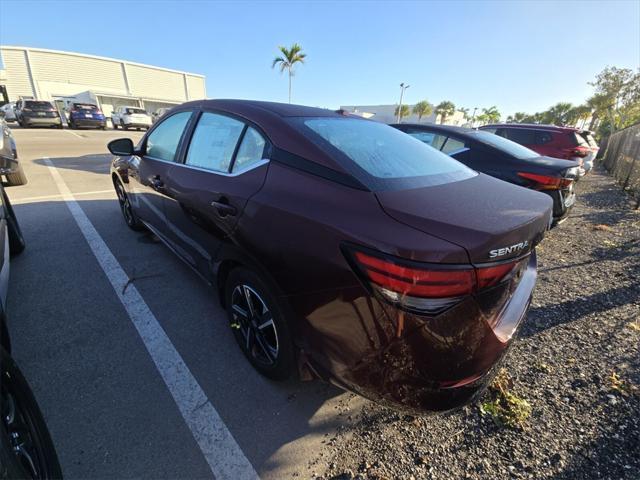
top-left (5, 127), bottom-right (357, 479)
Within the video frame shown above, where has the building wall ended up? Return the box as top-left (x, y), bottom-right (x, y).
top-left (340, 104), bottom-right (467, 126)
top-left (0, 46), bottom-right (206, 106)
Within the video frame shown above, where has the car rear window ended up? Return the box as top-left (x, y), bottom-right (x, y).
top-left (291, 117), bottom-right (476, 191)
top-left (126, 108), bottom-right (147, 115)
top-left (580, 132), bottom-right (598, 148)
top-left (74, 104), bottom-right (98, 111)
top-left (470, 131), bottom-right (540, 159)
top-left (25, 101), bottom-right (54, 110)
top-left (572, 132), bottom-right (590, 147)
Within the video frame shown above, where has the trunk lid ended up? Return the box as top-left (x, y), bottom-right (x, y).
top-left (375, 173), bottom-right (553, 264)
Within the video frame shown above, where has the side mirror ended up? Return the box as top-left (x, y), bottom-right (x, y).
top-left (108, 138), bottom-right (135, 156)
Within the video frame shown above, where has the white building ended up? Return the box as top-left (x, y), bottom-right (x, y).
top-left (340, 104), bottom-right (467, 126)
top-left (0, 46), bottom-right (207, 118)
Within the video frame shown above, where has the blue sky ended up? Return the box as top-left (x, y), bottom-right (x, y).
top-left (1, 0), bottom-right (638, 117)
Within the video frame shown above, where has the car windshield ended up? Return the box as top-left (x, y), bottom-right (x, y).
top-left (126, 108), bottom-right (147, 114)
top-left (291, 117), bottom-right (476, 191)
top-left (471, 131), bottom-right (540, 159)
top-left (25, 101), bottom-right (54, 111)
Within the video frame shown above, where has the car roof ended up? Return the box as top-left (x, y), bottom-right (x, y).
top-left (391, 123), bottom-right (475, 135)
top-left (482, 123), bottom-right (581, 133)
top-left (172, 99), bottom-right (366, 175)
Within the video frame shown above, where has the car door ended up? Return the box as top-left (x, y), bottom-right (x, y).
top-left (162, 110), bottom-right (270, 280)
top-left (125, 111), bottom-right (194, 245)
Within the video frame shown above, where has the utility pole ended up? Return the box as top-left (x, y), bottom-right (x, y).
top-left (471, 107), bottom-right (478, 127)
top-left (397, 83), bottom-right (410, 123)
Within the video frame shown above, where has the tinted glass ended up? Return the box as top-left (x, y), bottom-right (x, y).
top-left (504, 128), bottom-right (536, 144)
top-left (470, 131), bottom-right (539, 159)
top-left (573, 132), bottom-right (589, 147)
top-left (406, 130), bottom-right (446, 150)
top-left (146, 111), bottom-right (192, 162)
top-left (232, 127), bottom-right (266, 173)
top-left (25, 101), bottom-right (54, 111)
top-left (186, 112), bottom-right (244, 173)
top-left (442, 137), bottom-right (466, 154)
top-left (294, 117), bottom-right (476, 191)
top-left (535, 131), bottom-right (553, 145)
top-left (582, 133), bottom-right (598, 148)
top-left (126, 108), bottom-right (147, 115)
top-left (75, 104), bottom-right (97, 111)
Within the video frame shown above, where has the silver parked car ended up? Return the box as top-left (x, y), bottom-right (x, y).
top-left (0, 103), bottom-right (16, 123)
top-left (0, 118), bottom-right (26, 186)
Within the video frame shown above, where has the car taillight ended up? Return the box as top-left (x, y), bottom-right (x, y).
top-left (350, 250), bottom-right (522, 314)
top-left (517, 172), bottom-right (572, 191)
top-left (568, 146), bottom-right (590, 158)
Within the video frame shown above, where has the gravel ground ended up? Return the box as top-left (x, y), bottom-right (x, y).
top-left (310, 166), bottom-right (640, 480)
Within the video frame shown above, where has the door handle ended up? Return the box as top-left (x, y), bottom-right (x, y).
top-left (210, 199), bottom-right (237, 217)
top-left (149, 175), bottom-right (164, 191)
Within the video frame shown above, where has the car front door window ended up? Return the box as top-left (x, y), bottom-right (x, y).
top-left (186, 112), bottom-right (245, 172)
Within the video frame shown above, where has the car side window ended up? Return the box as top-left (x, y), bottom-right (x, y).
top-left (441, 137), bottom-right (466, 154)
top-left (505, 128), bottom-right (535, 145)
top-left (145, 111), bottom-right (192, 162)
top-left (232, 126), bottom-right (266, 173)
top-left (186, 112), bottom-right (245, 173)
top-left (406, 130), bottom-right (447, 150)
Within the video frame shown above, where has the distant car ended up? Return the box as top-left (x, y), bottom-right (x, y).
top-left (152, 107), bottom-right (171, 124)
top-left (0, 103), bottom-right (16, 123)
top-left (14, 99), bottom-right (62, 129)
top-left (479, 124), bottom-right (590, 175)
top-left (67, 103), bottom-right (107, 130)
top-left (0, 118), bottom-right (27, 186)
top-left (578, 130), bottom-right (599, 172)
top-left (109, 99), bottom-right (553, 414)
top-left (392, 123), bottom-right (578, 226)
top-left (111, 106), bottom-right (152, 130)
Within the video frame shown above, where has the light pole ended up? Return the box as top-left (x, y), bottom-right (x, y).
top-left (397, 83), bottom-right (410, 123)
top-left (471, 107), bottom-right (478, 127)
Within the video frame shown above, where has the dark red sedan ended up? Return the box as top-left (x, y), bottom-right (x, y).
top-left (108, 100), bottom-right (552, 413)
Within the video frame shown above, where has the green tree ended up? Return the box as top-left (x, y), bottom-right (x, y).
top-left (272, 43), bottom-right (307, 103)
top-left (590, 67), bottom-right (640, 134)
top-left (511, 112), bottom-right (528, 123)
top-left (481, 106), bottom-right (501, 124)
top-left (458, 107), bottom-right (470, 122)
top-left (412, 100), bottom-right (433, 121)
top-left (545, 102), bottom-right (574, 125)
top-left (566, 104), bottom-right (592, 128)
top-left (395, 104), bottom-right (411, 121)
top-left (434, 101), bottom-right (456, 124)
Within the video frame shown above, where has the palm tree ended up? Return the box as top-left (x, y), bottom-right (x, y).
top-left (272, 43), bottom-right (307, 103)
top-left (395, 104), bottom-right (411, 121)
top-left (434, 101), bottom-right (456, 124)
top-left (545, 102), bottom-right (573, 125)
top-left (412, 101), bottom-right (433, 121)
top-left (458, 107), bottom-right (470, 123)
top-left (481, 106), bottom-right (501, 124)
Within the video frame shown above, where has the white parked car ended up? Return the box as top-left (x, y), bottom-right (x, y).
top-left (111, 106), bottom-right (152, 130)
top-left (0, 103), bottom-right (17, 122)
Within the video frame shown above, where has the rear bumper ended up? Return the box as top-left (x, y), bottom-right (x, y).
top-left (123, 122), bottom-right (150, 128)
top-left (305, 253), bottom-right (537, 414)
top-left (70, 117), bottom-right (106, 128)
top-left (22, 116), bottom-right (61, 126)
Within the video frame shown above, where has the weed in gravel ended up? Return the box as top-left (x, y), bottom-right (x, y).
top-left (480, 369), bottom-right (532, 428)
top-left (609, 371), bottom-right (638, 397)
top-left (593, 224), bottom-right (614, 231)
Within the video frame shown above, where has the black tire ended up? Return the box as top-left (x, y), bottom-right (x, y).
top-left (112, 120), bottom-right (118, 130)
top-left (3, 190), bottom-right (25, 255)
top-left (224, 268), bottom-right (295, 380)
top-left (68, 120), bottom-right (75, 129)
top-left (1, 348), bottom-right (63, 480)
top-left (56, 124), bottom-right (63, 129)
top-left (6, 165), bottom-right (28, 187)
top-left (121, 120), bottom-right (128, 131)
top-left (113, 178), bottom-right (144, 231)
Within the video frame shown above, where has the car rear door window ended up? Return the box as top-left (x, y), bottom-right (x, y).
top-left (232, 126), bottom-right (267, 173)
top-left (406, 130), bottom-right (446, 150)
top-left (146, 111), bottom-right (192, 162)
top-left (504, 128), bottom-right (536, 144)
top-left (186, 112), bottom-right (245, 173)
top-left (441, 137), bottom-right (466, 154)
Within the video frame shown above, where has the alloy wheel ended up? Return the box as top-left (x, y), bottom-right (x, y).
top-left (230, 285), bottom-right (279, 366)
top-left (115, 181), bottom-right (134, 226)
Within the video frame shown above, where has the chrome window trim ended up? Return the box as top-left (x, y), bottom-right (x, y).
top-left (143, 155), bottom-right (269, 177)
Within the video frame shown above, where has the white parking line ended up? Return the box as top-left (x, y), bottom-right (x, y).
top-left (12, 189), bottom-right (116, 204)
top-left (65, 129), bottom-right (83, 139)
top-left (43, 158), bottom-right (259, 480)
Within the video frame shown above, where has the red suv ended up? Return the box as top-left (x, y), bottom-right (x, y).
top-left (480, 124), bottom-right (591, 175)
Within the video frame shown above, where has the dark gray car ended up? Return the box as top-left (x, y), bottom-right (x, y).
top-left (0, 118), bottom-right (26, 186)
